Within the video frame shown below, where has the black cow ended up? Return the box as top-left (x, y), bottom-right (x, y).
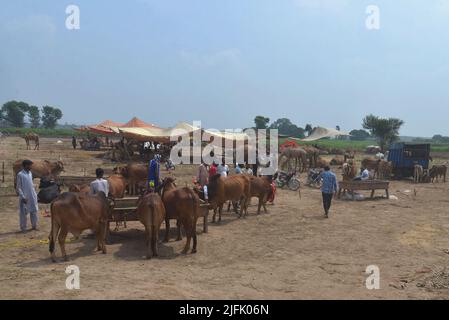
top-left (37, 177), bottom-right (61, 204)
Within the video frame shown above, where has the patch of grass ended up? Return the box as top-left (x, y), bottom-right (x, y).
top-left (279, 138), bottom-right (449, 153)
top-left (279, 138), bottom-right (373, 151)
top-left (0, 127), bottom-right (84, 137)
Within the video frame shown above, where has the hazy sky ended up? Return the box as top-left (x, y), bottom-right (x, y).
top-left (1, 0), bottom-right (449, 136)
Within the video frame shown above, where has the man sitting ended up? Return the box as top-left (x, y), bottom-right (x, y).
top-left (353, 166), bottom-right (370, 181)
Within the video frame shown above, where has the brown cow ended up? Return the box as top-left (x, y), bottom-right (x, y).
top-left (429, 165), bottom-right (447, 183)
top-left (49, 192), bottom-right (109, 262)
top-left (68, 184), bottom-right (90, 193)
top-left (207, 174), bottom-right (251, 222)
top-left (136, 192), bottom-right (166, 259)
top-left (361, 158), bottom-right (381, 172)
top-left (361, 158), bottom-right (382, 178)
top-left (23, 133), bottom-right (39, 150)
top-left (342, 161), bottom-right (357, 181)
top-left (113, 163), bottom-right (147, 195)
top-left (159, 177), bottom-right (199, 254)
top-left (13, 159), bottom-right (64, 187)
top-left (249, 176), bottom-right (273, 214)
top-left (107, 174), bottom-right (128, 198)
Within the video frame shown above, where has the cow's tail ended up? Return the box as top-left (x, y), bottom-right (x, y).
top-left (188, 189), bottom-right (199, 224)
top-left (148, 201), bottom-right (157, 251)
top-left (49, 201), bottom-right (56, 253)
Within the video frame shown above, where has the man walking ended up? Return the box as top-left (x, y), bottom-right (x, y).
top-left (319, 165), bottom-right (338, 218)
top-left (16, 160), bottom-right (39, 232)
top-left (72, 136), bottom-right (77, 150)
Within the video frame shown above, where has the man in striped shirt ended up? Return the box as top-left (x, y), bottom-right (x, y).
top-left (319, 166), bottom-right (338, 218)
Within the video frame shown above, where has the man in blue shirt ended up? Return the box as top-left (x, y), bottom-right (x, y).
top-left (148, 154), bottom-right (161, 190)
top-left (320, 165), bottom-right (338, 218)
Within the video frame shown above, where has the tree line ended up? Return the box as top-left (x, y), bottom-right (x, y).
top-left (0, 100), bottom-right (63, 129)
top-left (253, 116), bottom-right (315, 138)
top-left (254, 114), bottom-right (405, 152)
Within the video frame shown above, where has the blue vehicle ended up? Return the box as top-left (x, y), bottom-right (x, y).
top-left (387, 143), bottom-right (431, 178)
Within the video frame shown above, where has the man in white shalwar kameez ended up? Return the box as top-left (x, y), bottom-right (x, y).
top-left (16, 160), bottom-right (39, 232)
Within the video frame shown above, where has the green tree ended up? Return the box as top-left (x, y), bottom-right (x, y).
top-left (28, 105), bottom-right (41, 128)
top-left (254, 116), bottom-right (270, 129)
top-left (349, 129), bottom-right (370, 141)
top-left (269, 118), bottom-right (305, 138)
top-left (362, 114), bottom-right (404, 151)
top-left (0, 101), bottom-right (30, 127)
top-left (305, 124), bottom-right (313, 136)
top-left (41, 106), bottom-right (63, 129)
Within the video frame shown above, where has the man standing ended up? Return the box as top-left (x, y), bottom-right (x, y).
top-left (217, 161), bottom-right (229, 177)
top-left (196, 161), bottom-right (208, 187)
top-left (148, 154), bottom-right (161, 190)
top-left (16, 160), bottom-right (39, 232)
top-left (90, 168), bottom-right (109, 196)
top-left (319, 165), bottom-right (338, 218)
top-left (72, 136), bottom-right (77, 150)
top-left (209, 161), bottom-right (217, 177)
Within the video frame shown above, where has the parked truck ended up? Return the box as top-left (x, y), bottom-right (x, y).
top-left (387, 143), bottom-right (431, 178)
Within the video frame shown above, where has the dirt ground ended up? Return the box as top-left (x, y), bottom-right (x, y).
top-left (1, 136), bottom-right (449, 300)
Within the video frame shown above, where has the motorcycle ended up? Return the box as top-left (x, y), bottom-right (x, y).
top-left (306, 169), bottom-right (322, 188)
top-left (274, 171), bottom-right (301, 191)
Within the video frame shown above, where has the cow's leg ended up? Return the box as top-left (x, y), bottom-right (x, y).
top-left (262, 194), bottom-right (268, 213)
top-left (144, 225), bottom-right (152, 259)
top-left (218, 205), bottom-right (223, 222)
top-left (227, 201), bottom-right (232, 212)
top-left (163, 218), bottom-right (170, 242)
top-left (152, 225), bottom-right (159, 257)
top-left (203, 211), bottom-right (208, 233)
top-left (96, 223), bottom-right (107, 253)
top-left (176, 220), bottom-right (182, 241)
top-left (49, 222), bottom-right (60, 262)
top-left (191, 221), bottom-right (198, 254)
top-left (256, 196), bottom-right (263, 215)
top-left (58, 228), bottom-right (69, 261)
top-left (212, 207), bottom-right (217, 223)
top-left (239, 197), bottom-right (246, 217)
top-left (181, 220), bottom-right (194, 254)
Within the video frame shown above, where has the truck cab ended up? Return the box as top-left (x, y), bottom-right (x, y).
top-left (387, 143), bottom-right (431, 178)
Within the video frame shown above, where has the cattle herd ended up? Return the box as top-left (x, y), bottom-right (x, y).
top-left (14, 144), bottom-right (448, 263)
top-left (20, 159), bottom-right (275, 262)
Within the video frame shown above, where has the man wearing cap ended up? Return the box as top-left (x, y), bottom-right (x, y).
top-left (16, 160), bottom-right (39, 232)
top-left (148, 154), bottom-right (161, 190)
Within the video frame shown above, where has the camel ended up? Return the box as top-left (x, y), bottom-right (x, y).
top-left (23, 133), bottom-right (40, 150)
top-left (303, 146), bottom-right (321, 169)
top-left (279, 147), bottom-right (308, 172)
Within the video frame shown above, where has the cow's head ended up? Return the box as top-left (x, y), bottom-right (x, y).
top-left (113, 166), bottom-right (128, 177)
top-left (55, 161), bottom-right (65, 172)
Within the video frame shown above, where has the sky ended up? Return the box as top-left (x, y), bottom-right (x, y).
top-left (1, 0), bottom-right (449, 136)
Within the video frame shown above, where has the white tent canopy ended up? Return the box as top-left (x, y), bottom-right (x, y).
top-left (300, 127), bottom-right (351, 142)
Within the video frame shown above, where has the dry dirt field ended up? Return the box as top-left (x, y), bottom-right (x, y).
top-left (1, 137), bottom-right (449, 299)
